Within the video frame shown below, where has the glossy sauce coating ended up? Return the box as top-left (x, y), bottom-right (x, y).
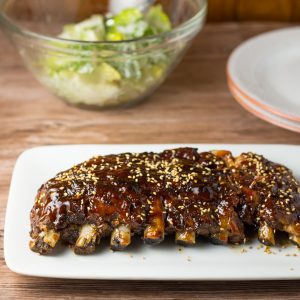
top-left (31, 148), bottom-right (241, 236)
top-left (233, 152), bottom-right (300, 230)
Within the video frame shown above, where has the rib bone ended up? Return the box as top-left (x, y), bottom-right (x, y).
top-left (284, 224), bottom-right (300, 247)
top-left (144, 198), bottom-right (164, 244)
top-left (74, 224), bottom-right (98, 254)
top-left (175, 231), bottom-right (196, 246)
top-left (111, 225), bottom-right (131, 251)
top-left (29, 229), bottom-right (60, 254)
top-left (258, 223), bottom-right (275, 246)
top-left (43, 229), bottom-right (60, 248)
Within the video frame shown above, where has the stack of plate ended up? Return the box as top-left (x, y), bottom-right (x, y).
top-left (227, 27), bottom-right (300, 133)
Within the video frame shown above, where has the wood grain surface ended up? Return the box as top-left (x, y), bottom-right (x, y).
top-left (208, 0), bottom-right (300, 22)
top-left (71, 0), bottom-right (300, 22)
top-left (0, 22), bottom-right (300, 300)
top-left (63, 0), bottom-right (300, 22)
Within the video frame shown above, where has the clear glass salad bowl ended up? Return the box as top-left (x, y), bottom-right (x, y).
top-left (0, 0), bottom-right (207, 109)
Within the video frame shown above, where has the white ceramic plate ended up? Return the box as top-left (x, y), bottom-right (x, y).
top-left (227, 27), bottom-right (300, 122)
top-left (228, 81), bottom-right (300, 133)
top-left (4, 144), bottom-right (300, 280)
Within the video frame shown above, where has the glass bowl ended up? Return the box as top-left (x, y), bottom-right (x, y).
top-left (0, 0), bottom-right (207, 109)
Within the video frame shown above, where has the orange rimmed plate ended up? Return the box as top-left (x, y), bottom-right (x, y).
top-left (227, 27), bottom-right (300, 123)
top-left (228, 81), bottom-right (300, 133)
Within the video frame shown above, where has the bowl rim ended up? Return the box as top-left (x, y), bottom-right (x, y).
top-left (0, 0), bottom-right (207, 45)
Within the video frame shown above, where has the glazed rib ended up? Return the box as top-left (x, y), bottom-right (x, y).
top-left (232, 152), bottom-right (300, 246)
top-left (29, 148), bottom-right (300, 255)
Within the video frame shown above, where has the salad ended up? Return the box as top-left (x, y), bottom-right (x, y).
top-left (41, 5), bottom-right (174, 108)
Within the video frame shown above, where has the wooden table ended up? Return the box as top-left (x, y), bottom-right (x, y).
top-left (0, 22), bottom-right (299, 299)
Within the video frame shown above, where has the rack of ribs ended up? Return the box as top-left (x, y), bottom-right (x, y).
top-left (29, 148), bottom-right (300, 255)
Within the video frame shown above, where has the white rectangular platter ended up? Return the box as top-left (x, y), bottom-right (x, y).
top-left (4, 144), bottom-right (300, 280)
